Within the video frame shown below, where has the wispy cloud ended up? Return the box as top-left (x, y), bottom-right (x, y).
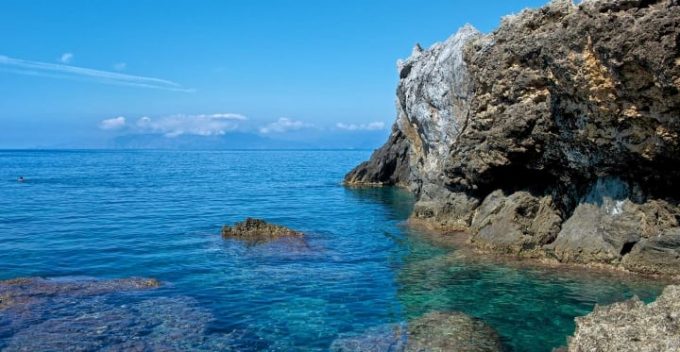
top-left (0, 54), bottom-right (192, 92)
top-left (259, 118), bottom-right (313, 134)
top-left (129, 113), bottom-right (246, 137)
top-left (113, 62), bottom-right (127, 71)
top-left (59, 52), bottom-right (74, 64)
top-left (336, 121), bottom-right (386, 131)
top-left (99, 116), bottom-right (127, 130)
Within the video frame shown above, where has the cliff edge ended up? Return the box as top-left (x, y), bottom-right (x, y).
top-left (345, 0), bottom-right (680, 276)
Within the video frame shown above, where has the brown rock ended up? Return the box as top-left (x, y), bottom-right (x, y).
top-left (221, 218), bottom-right (303, 243)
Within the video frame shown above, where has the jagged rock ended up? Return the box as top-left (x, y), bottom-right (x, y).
top-left (345, 0), bottom-right (680, 275)
top-left (622, 229), bottom-right (680, 275)
top-left (345, 25), bottom-right (482, 191)
top-left (221, 218), bottom-right (303, 243)
top-left (548, 177), bottom-right (680, 266)
top-left (470, 190), bottom-right (562, 255)
top-left (410, 184), bottom-right (480, 231)
top-left (330, 312), bottom-right (503, 352)
top-left (344, 126), bottom-right (412, 187)
top-left (567, 285), bottom-right (680, 351)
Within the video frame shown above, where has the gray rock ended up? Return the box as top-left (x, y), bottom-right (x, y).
top-left (470, 190), bottom-right (562, 255)
top-left (567, 285), bottom-right (680, 352)
top-left (345, 25), bottom-right (482, 190)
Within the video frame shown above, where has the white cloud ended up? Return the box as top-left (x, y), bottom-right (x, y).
top-left (113, 62), bottom-right (127, 71)
top-left (336, 121), bottom-right (386, 131)
top-left (0, 54), bottom-right (192, 92)
top-left (99, 116), bottom-right (126, 130)
top-left (134, 113), bottom-right (247, 137)
top-left (59, 52), bottom-right (74, 64)
top-left (259, 118), bottom-right (313, 134)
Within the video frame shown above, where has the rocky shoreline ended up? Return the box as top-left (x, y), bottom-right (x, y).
top-left (346, 0), bottom-right (680, 278)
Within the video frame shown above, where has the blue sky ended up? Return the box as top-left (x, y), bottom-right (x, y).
top-left (0, 0), bottom-right (548, 148)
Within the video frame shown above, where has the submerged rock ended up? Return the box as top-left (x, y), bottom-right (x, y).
top-left (345, 0), bottom-right (680, 275)
top-left (221, 218), bottom-right (303, 243)
top-left (330, 312), bottom-right (503, 352)
top-left (567, 285), bottom-right (680, 351)
top-left (0, 277), bottom-right (245, 351)
top-left (0, 276), bottom-right (160, 311)
top-left (406, 312), bottom-right (503, 352)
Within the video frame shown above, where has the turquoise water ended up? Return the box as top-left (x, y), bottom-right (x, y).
top-left (0, 150), bottom-right (665, 351)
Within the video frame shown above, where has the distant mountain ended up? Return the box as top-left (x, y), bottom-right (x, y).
top-left (109, 130), bottom-right (389, 150)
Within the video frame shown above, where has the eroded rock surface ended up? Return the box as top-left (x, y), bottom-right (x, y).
top-left (345, 0), bottom-right (680, 275)
top-left (567, 285), bottom-right (680, 352)
top-left (221, 218), bottom-right (303, 244)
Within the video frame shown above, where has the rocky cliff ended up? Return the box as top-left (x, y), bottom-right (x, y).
top-left (346, 0), bottom-right (680, 276)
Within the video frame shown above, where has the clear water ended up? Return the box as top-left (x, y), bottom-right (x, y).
top-left (0, 150), bottom-right (665, 351)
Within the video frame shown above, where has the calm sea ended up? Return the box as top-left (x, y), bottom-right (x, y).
top-left (0, 150), bottom-right (664, 351)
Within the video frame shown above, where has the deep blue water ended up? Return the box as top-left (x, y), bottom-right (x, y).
top-left (0, 150), bottom-right (666, 351)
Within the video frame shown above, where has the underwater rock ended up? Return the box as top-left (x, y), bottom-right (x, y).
top-left (0, 276), bottom-right (160, 311)
top-left (345, 0), bottom-right (680, 275)
top-left (567, 285), bottom-right (680, 352)
top-left (329, 324), bottom-right (408, 352)
top-left (406, 311), bottom-right (503, 352)
top-left (330, 312), bottom-right (502, 352)
top-left (221, 218), bottom-right (303, 243)
top-left (0, 276), bottom-right (246, 351)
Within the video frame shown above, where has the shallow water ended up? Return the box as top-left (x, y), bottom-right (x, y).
top-left (0, 150), bottom-right (666, 351)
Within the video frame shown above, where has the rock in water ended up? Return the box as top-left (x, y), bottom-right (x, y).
top-left (221, 218), bottom-right (303, 243)
top-left (406, 312), bottom-right (503, 352)
top-left (567, 285), bottom-right (680, 351)
top-left (0, 276), bottom-right (160, 311)
top-left (345, 0), bottom-right (680, 276)
top-left (330, 312), bottom-right (503, 352)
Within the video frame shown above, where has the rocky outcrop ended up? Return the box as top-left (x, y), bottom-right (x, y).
top-left (330, 311), bottom-right (503, 352)
top-left (566, 285), bottom-right (680, 351)
top-left (221, 218), bottom-right (303, 244)
top-left (345, 0), bottom-right (680, 275)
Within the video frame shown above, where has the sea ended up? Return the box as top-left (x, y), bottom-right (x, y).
top-left (0, 150), bottom-right (665, 351)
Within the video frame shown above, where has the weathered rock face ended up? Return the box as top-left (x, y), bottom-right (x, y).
top-left (221, 218), bottom-right (303, 244)
top-left (567, 285), bottom-right (680, 351)
top-left (346, 0), bottom-right (680, 275)
top-left (345, 25), bottom-right (482, 192)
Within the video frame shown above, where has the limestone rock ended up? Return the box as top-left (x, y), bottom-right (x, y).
top-left (567, 285), bottom-right (680, 352)
top-left (221, 218), bottom-right (303, 244)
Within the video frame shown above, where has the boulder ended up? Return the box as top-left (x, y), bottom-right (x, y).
top-left (221, 218), bottom-right (303, 243)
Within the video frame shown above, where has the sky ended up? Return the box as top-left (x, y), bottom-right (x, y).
top-left (0, 0), bottom-right (549, 149)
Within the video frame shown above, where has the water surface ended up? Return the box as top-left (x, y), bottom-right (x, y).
top-left (0, 150), bottom-right (665, 351)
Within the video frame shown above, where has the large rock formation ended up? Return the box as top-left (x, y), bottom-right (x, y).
top-left (566, 285), bottom-right (680, 351)
top-left (345, 0), bottom-right (680, 275)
